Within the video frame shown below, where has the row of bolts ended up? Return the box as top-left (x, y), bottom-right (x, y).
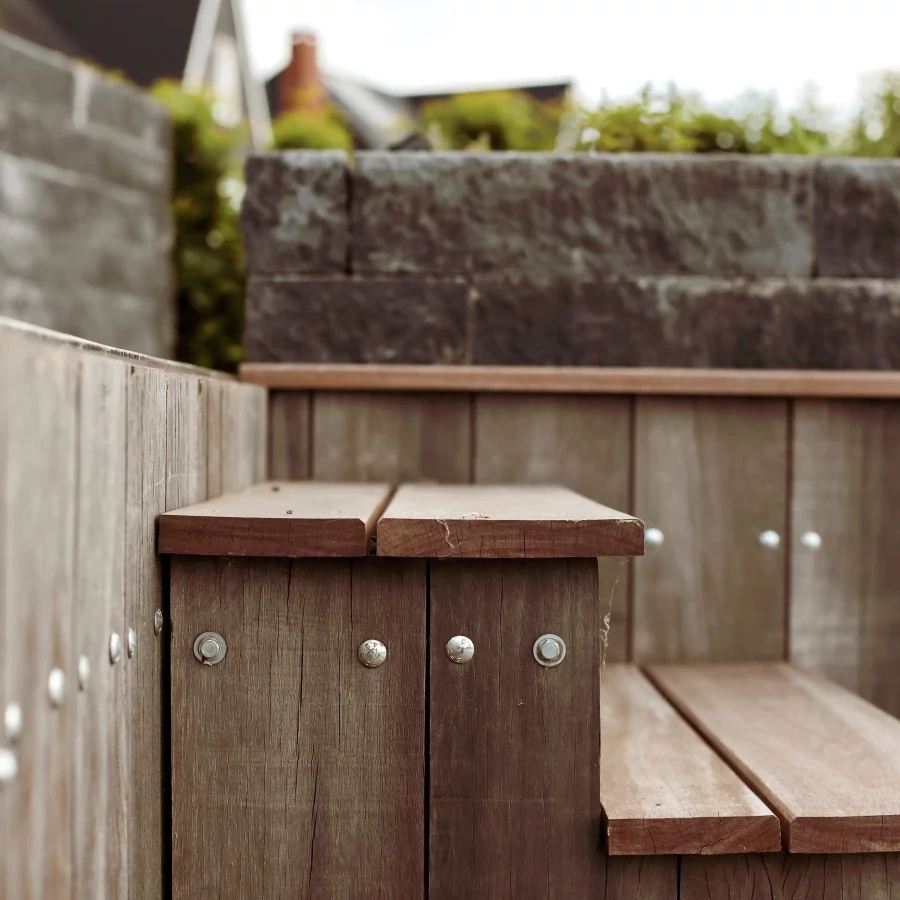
top-left (0, 610), bottom-right (164, 788)
top-left (2, 529), bottom-right (825, 785)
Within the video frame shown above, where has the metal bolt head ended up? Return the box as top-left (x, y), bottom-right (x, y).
top-left (4, 702), bottom-right (22, 743)
top-left (759, 530), bottom-right (781, 549)
top-left (0, 747), bottom-right (17, 785)
top-left (357, 639), bottom-right (387, 668)
top-left (48, 668), bottom-right (66, 707)
top-left (127, 628), bottom-right (137, 659)
top-left (446, 636), bottom-right (475, 664)
top-left (533, 634), bottom-right (567, 668)
top-left (801, 531), bottom-right (822, 550)
top-left (193, 632), bottom-right (227, 666)
top-left (77, 655), bottom-right (91, 691)
top-left (109, 632), bottom-right (122, 664)
top-left (154, 609), bottom-right (164, 637)
top-left (645, 527), bottom-right (664, 548)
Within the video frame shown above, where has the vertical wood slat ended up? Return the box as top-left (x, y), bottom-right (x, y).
top-left (312, 392), bottom-right (471, 482)
top-left (222, 382), bottom-right (268, 491)
top-left (268, 390), bottom-right (311, 479)
top-left (429, 559), bottom-right (607, 899)
top-left (791, 400), bottom-right (900, 717)
top-left (632, 398), bottom-right (788, 663)
top-left (170, 557), bottom-right (426, 899)
top-left (125, 364), bottom-right (168, 900)
top-left (166, 375), bottom-right (208, 513)
top-left (74, 355), bottom-right (128, 900)
top-left (473, 394), bottom-right (633, 660)
top-left (2, 333), bottom-right (78, 899)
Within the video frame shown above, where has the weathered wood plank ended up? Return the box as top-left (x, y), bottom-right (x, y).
top-left (268, 390), bottom-right (311, 479)
top-left (311, 391), bottom-right (471, 482)
top-left (601, 665), bottom-right (779, 855)
top-left (791, 400), bottom-right (900, 717)
top-left (473, 393), bottom-right (633, 660)
top-left (2, 334), bottom-right (78, 899)
top-left (73, 354), bottom-right (128, 900)
top-left (124, 364), bottom-right (168, 900)
top-left (171, 557), bottom-right (426, 899)
top-left (648, 663), bottom-right (900, 854)
top-left (429, 559), bottom-right (606, 897)
top-left (222, 383), bottom-right (267, 492)
top-left (160, 482), bottom-right (393, 557)
top-left (166, 374), bottom-right (208, 512)
top-left (680, 853), bottom-right (900, 899)
top-left (632, 398), bottom-right (788, 662)
top-left (378, 484), bottom-right (643, 559)
top-left (205, 377), bottom-right (224, 497)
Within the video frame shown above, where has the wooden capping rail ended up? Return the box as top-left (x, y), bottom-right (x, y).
top-left (647, 663), bottom-right (900, 854)
top-left (601, 665), bottom-right (781, 855)
top-left (240, 363), bottom-right (900, 398)
top-left (159, 482), bottom-right (393, 557)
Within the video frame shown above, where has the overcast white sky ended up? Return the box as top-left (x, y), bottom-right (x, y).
top-left (241, 0), bottom-right (898, 118)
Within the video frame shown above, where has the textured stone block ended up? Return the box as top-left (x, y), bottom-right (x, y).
top-left (473, 275), bottom-right (900, 369)
top-left (244, 277), bottom-right (470, 363)
top-left (242, 152), bottom-right (349, 274)
top-left (0, 31), bottom-right (73, 111)
top-left (816, 159), bottom-right (900, 277)
top-left (84, 69), bottom-right (170, 150)
top-left (352, 152), bottom-right (815, 277)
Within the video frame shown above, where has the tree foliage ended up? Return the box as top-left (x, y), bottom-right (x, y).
top-left (272, 107), bottom-right (354, 151)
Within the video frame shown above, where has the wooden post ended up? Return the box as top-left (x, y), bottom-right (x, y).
top-left (162, 481), bottom-right (643, 899)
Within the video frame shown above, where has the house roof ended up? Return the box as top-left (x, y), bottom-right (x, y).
top-left (403, 81), bottom-right (572, 113)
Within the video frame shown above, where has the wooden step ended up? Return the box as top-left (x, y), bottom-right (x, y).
top-left (601, 665), bottom-right (781, 855)
top-left (647, 663), bottom-right (900, 854)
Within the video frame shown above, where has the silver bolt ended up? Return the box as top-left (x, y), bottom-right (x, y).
top-left (533, 634), bottom-right (567, 667)
top-left (801, 531), bottom-right (822, 550)
top-left (48, 668), bottom-right (66, 707)
top-left (0, 747), bottom-right (17, 785)
top-left (4, 703), bottom-right (22, 742)
top-left (645, 527), bottom-right (664, 548)
top-left (154, 609), bottom-right (164, 637)
top-left (109, 632), bottom-right (122, 664)
top-left (193, 632), bottom-right (227, 666)
top-left (445, 636), bottom-right (475, 664)
top-left (77, 656), bottom-right (91, 691)
top-left (759, 530), bottom-right (781, 549)
top-left (357, 639), bottom-right (387, 668)
top-left (127, 628), bottom-right (137, 659)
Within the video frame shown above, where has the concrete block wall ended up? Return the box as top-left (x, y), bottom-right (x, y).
top-left (241, 150), bottom-right (900, 368)
top-left (0, 32), bottom-right (173, 356)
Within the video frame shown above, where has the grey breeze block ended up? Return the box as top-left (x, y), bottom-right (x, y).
top-left (242, 152), bottom-right (349, 275)
top-left (350, 152), bottom-right (817, 278)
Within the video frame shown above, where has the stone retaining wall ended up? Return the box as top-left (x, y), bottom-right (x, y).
top-left (0, 32), bottom-right (173, 356)
top-left (241, 150), bottom-right (900, 368)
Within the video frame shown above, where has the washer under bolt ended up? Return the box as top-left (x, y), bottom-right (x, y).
top-left (358, 640), bottom-right (387, 668)
top-left (194, 632), bottom-right (227, 666)
top-left (4, 702), bottom-right (22, 742)
top-left (109, 632), bottom-right (122, 664)
top-left (77, 656), bottom-right (91, 691)
top-left (533, 634), bottom-right (567, 668)
top-left (48, 668), bottom-right (66, 707)
top-left (759, 530), bottom-right (781, 549)
top-left (801, 531), bottom-right (822, 550)
top-left (446, 636), bottom-right (475, 664)
top-left (0, 747), bottom-right (17, 785)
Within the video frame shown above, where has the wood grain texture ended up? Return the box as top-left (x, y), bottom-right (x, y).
top-left (680, 853), bottom-right (900, 899)
top-left (378, 484), bottom-right (643, 558)
top-left (124, 364), bottom-right (168, 900)
top-left (601, 665), bottom-right (779, 855)
top-left (241, 363), bottom-right (900, 399)
top-left (632, 398), bottom-right (788, 662)
top-left (268, 390), bottom-right (311, 479)
top-left (171, 557), bottom-right (426, 900)
top-left (791, 400), bottom-right (900, 717)
top-left (2, 333), bottom-right (77, 899)
top-left (73, 354), bottom-right (128, 900)
top-left (474, 393), bottom-right (633, 661)
top-left (222, 383), bottom-right (268, 492)
top-left (160, 481), bottom-right (393, 557)
top-left (648, 663), bottom-right (900, 854)
top-left (429, 559), bottom-right (607, 898)
top-left (206, 378), bottom-right (224, 497)
top-left (311, 391), bottom-right (471, 482)
top-left (165, 373), bottom-right (208, 513)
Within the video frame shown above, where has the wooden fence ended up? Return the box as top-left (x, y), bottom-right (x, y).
top-left (0, 318), bottom-right (266, 900)
top-left (248, 363), bottom-right (900, 719)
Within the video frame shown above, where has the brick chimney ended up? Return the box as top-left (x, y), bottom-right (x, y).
top-left (280, 31), bottom-right (326, 114)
